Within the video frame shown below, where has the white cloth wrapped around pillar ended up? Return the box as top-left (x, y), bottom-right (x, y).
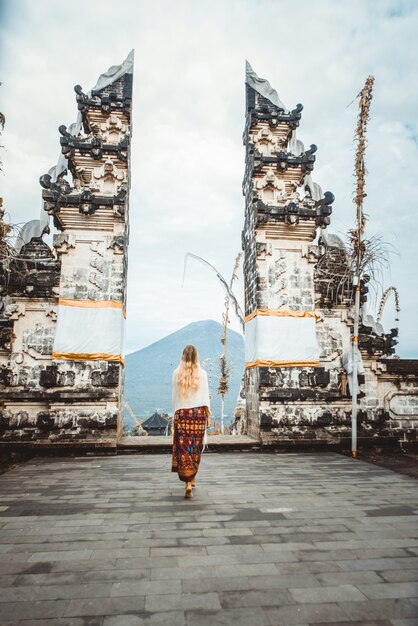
top-left (245, 309), bottom-right (320, 368)
top-left (342, 348), bottom-right (365, 393)
top-left (52, 299), bottom-right (125, 364)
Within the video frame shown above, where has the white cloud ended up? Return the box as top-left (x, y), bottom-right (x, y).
top-left (1, 0), bottom-right (417, 356)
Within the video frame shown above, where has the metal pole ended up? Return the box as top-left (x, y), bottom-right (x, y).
top-left (221, 396), bottom-right (225, 434)
top-left (351, 278), bottom-right (360, 458)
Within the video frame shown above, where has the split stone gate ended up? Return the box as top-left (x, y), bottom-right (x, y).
top-left (0, 56), bottom-right (417, 451)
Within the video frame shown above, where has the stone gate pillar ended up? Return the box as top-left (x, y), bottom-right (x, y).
top-left (242, 62), bottom-right (334, 443)
top-left (0, 53), bottom-right (133, 448)
top-left (40, 54), bottom-right (133, 444)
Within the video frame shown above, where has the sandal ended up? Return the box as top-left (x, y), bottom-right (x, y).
top-left (185, 486), bottom-right (193, 499)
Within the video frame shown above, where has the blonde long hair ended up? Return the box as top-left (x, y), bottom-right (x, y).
top-left (177, 344), bottom-right (200, 399)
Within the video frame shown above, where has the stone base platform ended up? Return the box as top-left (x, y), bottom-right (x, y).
top-left (118, 435), bottom-right (261, 453)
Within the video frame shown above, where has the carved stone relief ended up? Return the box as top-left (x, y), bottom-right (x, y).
top-left (22, 325), bottom-right (55, 359)
top-left (91, 158), bottom-right (126, 195)
top-left (100, 114), bottom-right (128, 143)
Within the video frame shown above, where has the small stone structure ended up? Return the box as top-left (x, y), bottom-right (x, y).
top-left (0, 53), bottom-right (133, 448)
top-left (242, 62), bottom-right (418, 446)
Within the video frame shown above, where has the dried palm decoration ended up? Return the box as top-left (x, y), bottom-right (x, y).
top-left (376, 286), bottom-right (400, 324)
top-left (182, 252), bottom-right (244, 331)
top-left (346, 75), bottom-right (397, 304)
top-left (349, 75), bottom-right (374, 459)
top-left (348, 75), bottom-right (374, 278)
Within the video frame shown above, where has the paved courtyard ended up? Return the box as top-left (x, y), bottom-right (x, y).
top-left (0, 452), bottom-right (418, 626)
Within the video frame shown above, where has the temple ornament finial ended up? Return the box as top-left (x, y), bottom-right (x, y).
top-left (245, 60), bottom-right (287, 111)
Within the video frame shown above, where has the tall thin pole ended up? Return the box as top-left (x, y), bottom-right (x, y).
top-left (218, 253), bottom-right (241, 434)
top-left (221, 397), bottom-right (225, 435)
top-left (351, 76), bottom-right (374, 459)
top-left (351, 280), bottom-right (360, 457)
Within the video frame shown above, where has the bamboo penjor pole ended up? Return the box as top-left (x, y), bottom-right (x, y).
top-left (351, 76), bottom-right (374, 458)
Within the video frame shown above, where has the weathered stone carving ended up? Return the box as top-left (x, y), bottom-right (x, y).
top-left (91, 158), bottom-right (126, 195)
top-left (1, 54), bottom-right (132, 448)
top-left (22, 325), bottom-right (55, 359)
top-left (6, 237), bottom-right (60, 299)
top-left (242, 64), bottom-right (418, 446)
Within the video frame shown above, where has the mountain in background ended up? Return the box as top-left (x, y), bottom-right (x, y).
top-left (123, 320), bottom-right (245, 430)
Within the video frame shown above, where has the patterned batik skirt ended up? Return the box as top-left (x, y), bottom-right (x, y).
top-left (171, 406), bottom-right (207, 483)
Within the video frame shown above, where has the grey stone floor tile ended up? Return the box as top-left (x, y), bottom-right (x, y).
top-left (247, 549), bottom-right (299, 563)
top-left (178, 536), bottom-right (230, 547)
top-left (186, 607), bottom-right (269, 626)
top-left (338, 558), bottom-right (414, 572)
top-left (359, 582), bottom-right (418, 599)
top-left (145, 592), bottom-right (221, 612)
top-left (182, 576), bottom-right (252, 593)
top-left (176, 554), bottom-right (237, 568)
top-left (151, 565), bottom-right (216, 580)
top-left (260, 541), bottom-right (314, 551)
top-left (149, 547), bottom-right (206, 557)
top-left (295, 549), bottom-right (358, 562)
top-left (275, 560), bottom-right (342, 575)
top-left (0, 574), bottom-right (17, 586)
top-left (341, 599), bottom-right (418, 620)
top-left (12, 572), bottom-right (79, 587)
top-left (214, 562), bottom-right (278, 578)
top-left (183, 572), bottom-right (319, 594)
top-left (82, 569), bottom-right (151, 584)
top-left (316, 570), bottom-right (384, 585)
top-left (205, 543), bottom-right (264, 555)
top-left (0, 599), bottom-right (69, 620)
top-left (29, 550), bottom-right (93, 563)
top-left (0, 582), bottom-right (112, 602)
top-left (1, 552), bottom-right (33, 563)
top-left (50, 559), bottom-right (118, 573)
top-left (264, 602), bottom-right (348, 624)
top-left (19, 616), bottom-right (103, 626)
top-left (177, 522), bottom-right (223, 530)
top-left (110, 579), bottom-right (181, 596)
top-left (202, 527), bottom-right (253, 537)
top-left (115, 557), bottom-right (179, 570)
top-left (355, 549), bottom-right (415, 560)
top-left (380, 570), bottom-right (418, 583)
top-left (314, 622), bottom-right (392, 626)
top-left (390, 619), bottom-right (418, 626)
top-left (290, 584), bottom-right (367, 603)
top-left (90, 548), bottom-right (149, 560)
top-left (64, 596), bottom-right (146, 617)
top-left (219, 588), bottom-right (293, 608)
top-left (103, 613), bottom-right (186, 626)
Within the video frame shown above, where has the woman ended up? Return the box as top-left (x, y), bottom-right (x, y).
top-left (172, 344), bottom-right (211, 498)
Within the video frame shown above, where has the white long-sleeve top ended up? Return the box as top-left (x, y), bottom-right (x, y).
top-left (172, 366), bottom-right (211, 415)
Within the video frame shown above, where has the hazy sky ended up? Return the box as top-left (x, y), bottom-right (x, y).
top-left (1, 0), bottom-right (417, 356)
